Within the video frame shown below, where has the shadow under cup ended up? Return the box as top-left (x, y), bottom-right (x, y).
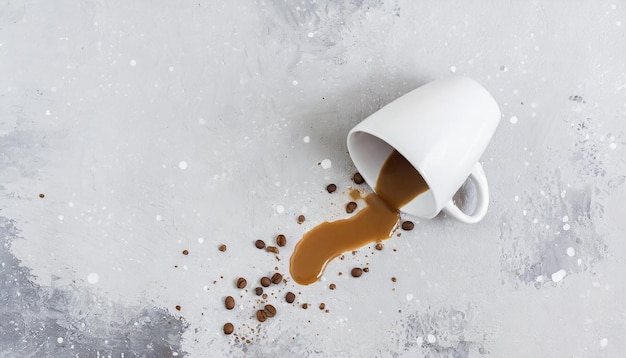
top-left (347, 131), bottom-right (438, 218)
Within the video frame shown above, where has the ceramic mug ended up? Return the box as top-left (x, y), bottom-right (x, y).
top-left (346, 76), bottom-right (501, 223)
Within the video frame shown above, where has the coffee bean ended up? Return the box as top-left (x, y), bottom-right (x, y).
top-left (375, 243), bottom-right (383, 250)
top-left (256, 310), bottom-right (267, 322)
top-left (276, 234), bottom-right (287, 247)
top-left (353, 172), bottom-right (365, 184)
top-left (319, 303), bottom-right (325, 310)
top-left (401, 221), bottom-right (415, 231)
top-left (218, 244), bottom-right (227, 252)
top-left (302, 303), bottom-right (308, 309)
top-left (260, 277), bottom-right (271, 287)
top-left (262, 293), bottom-right (268, 299)
top-left (236, 277), bottom-right (247, 289)
top-left (346, 201), bottom-right (357, 214)
top-left (263, 304), bottom-right (276, 318)
top-left (351, 268), bottom-right (363, 277)
top-left (255, 240), bottom-right (265, 249)
top-left (255, 287), bottom-right (263, 296)
top-left (271, 272), bottom-right (283, 284)
top-left (175, 305), bottom-right (181, 311)
top-left (285, 292), bottom-right (296, 303)
top-left (297, 215), bottom-right (305, 224)
top-left (266, 246), bottom-right (279, 254)
top-left (225, 296), bottom-right (235, 310)
top-left (329, 283), bottom-right (336, 290)
top-left (223, 323), bottom-right (234, 335)
top-left (326, 184), bottom-right (337, 193)
top-left (182, 250), bottom-right (189, 255)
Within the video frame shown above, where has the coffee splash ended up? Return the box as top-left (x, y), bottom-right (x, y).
top-left (289, 150), bottom-right (429, 285)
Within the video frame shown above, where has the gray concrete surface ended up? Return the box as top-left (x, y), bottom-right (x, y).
top-left (1, 1), bottom-right (625, 357)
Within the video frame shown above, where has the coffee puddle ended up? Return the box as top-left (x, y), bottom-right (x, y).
top-left (290, 150), bottom-right (429, 285)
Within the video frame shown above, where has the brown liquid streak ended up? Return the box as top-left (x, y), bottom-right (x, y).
top-left (290, 150), bottom-right (429, 285)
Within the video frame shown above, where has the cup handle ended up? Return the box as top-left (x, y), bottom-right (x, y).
top-left (442, 162), bottom-right (489, 224)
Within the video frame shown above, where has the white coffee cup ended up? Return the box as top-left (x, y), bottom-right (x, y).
top-left (347, 76), bottom-right (501, 224)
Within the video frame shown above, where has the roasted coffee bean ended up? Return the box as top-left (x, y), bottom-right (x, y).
top-left (225, 296), bottom-right (235, 310)
top-left (266, 246), bottom-right (279, 254)
top-left (351, 268), bottom-right (363, 277)
top-left (353, 172), bottom-right (365, 184)
top-left (329, 283), bottom-right (336, 290)
top-left (218, 244), bottom-right (227, 252)
top-left (297, 215), bottom-right (305, 224)
top-left (326, 184), bottom-right (337, 193)
top-left (256, 310), bottom-right (267, 322)
top-left (263, 304), bottom-right (276, 318)
top-left (236, 277), bottom-right (247, 289)
top-left (255, 240), bottom-right (265, 249)
top-left (285, 292), bottom-right (296, 303)
top-left (182, 250), bottom-right (189, 255)
top-left (255, 287), bottom-right (263, 296)
top-left (375, 243), bottom-right (383, 250)
top-left (319, 303), bottom-right (325, 310)
top-left (223, 323), bottom-right (234, 335)
top-left (346, 202), bottom-right (357, 214)
top-left (276, 234), bottom-right (287, 247)
top-left (260, 277), bottom-right (271, 287)
top-left (401, 221), bottom-right (415, 231)
top-left (271, 272), bottom-right (283, 284)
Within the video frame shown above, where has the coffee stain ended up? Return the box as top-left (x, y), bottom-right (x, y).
top-left (290, 150), bottom-right (429, 285)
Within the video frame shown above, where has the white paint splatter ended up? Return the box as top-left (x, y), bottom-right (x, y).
top-left (567, 247), bottom-right (575, 257)
top-left (301, 206), bottom-right (308, 214)
top-left (169, 66), bottom-right (174, 71)
top-left (58, 215), bottom-right (64, 221)
top-left (577, 258), bottom-right (582, 265)
top-left (320, 159), bottom-right (332, 169)
top-left (303, 136), bottom-right (310, 143)
top-left (600, 337), bottom-right (608, 347)
top-left (276, 205), bottom-right (285, 214)
top-left (416, 337), bottom-right (424, 345)
top-left (292, 80), bottom-right (298, 86)
top-left (198, 237), bottom-right (204, 244)
top-left (514, 195), bottom-right (519, 202)
top-left (510, 116), bottom-right (518, 124)
top-left (45, 110), bottom-right (51, 116)
top-left (156, 215), bottom-right (163, 221)
top-left (57, 337), bottom-right (64, 344)
top-left (551, 269), bottom-right (567, 282)
top-left (179, 161), bottom-right (188, 170)
top-left (130, 59), bottom-right (137, 66)
top-left (563, 223), bottom-right (571, 231)
top-left (406, 293), bottom-right (413, 301)
top-left (427, 334), bottom-right (436, 343)
top-left (87, 273), bottom-right (99, 284)
top-left (68, 202), bottom-right (74, 207)
top-left (274, 181), bottom-right (281, 187)
top-left (450, 65), bottom-right (456, 73)
top-left (307, 32), bottom-right (314, 38)
top-left (617, 21), bottom-right (622, 27)
top-left (562, 215), bottom-right (569, 222)
top-left (609, 142), bottom-right (617, 149)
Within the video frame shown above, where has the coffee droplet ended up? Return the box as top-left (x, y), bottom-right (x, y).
top-left (255, 287), bottom-right (263, 296)
top-left (302, 303), bottom-right (309, 309)
top-left (225, 296), bottom-right (235, 310)
top-left (276, 234), bottom-right (287, 247)
top-left (218, 244), bottom-right (227, 252)
top-left (375, 243), bottom-right (383, 250)
top-left (326, 184), bottom-right (337, 193)
top-left (329, 283), bottom-right (336, 290)
top-left (182, 250), bottom-right (189, 255)
top-left (175, 305), bottom-right (181, 311)
top-left (290, 150), bottom-right (429, 285)
top-left (363, 267), bottom-right (369, 273)
top-left (285, 292), bottom-right (296, 303)
top-left (223, 323), bottom-right (234, 335)
top-left (255, 240), bottom-right (265, 249)
top-left (297, 215), bottom-right (306, 224)
top-left (401, 221), bottom-right (415, 231)
top-left (351, 268), bottom-right (363, 277)
top-left (352, 172), bottom-right (365, 184)
top-left (346, 202), bottom-right (357, 214)
top-left (391, 277), bottom-right (397, 282)
top-left (266, 246), bottom-right (279, 254)
top-left (39, 193), bottom-right (45, 198)
top-left (319, 303), bottom-right (325, 310)
top-left (236, 277), bottom-right (247, 289)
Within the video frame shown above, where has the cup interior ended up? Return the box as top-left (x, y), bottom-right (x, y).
top-left (347, 130), bottom-right (437, 218)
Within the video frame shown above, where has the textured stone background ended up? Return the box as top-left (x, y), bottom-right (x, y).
top-left (1, 1), bottom-right (624, 357)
